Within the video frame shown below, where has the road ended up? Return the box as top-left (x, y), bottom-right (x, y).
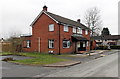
top-left (45, 52), bottom-right (118, 77)
top-left (1, 51), bottom-right (119, 78)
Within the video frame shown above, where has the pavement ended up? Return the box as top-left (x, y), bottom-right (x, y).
top-left (47, 50), bottom-right (119, 67)
top-left (43, 60), bottom-right (81, 67)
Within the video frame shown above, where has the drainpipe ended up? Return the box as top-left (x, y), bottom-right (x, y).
top-left (58, 23), bottom-right (61, 55)
top-left (38, 37), bottom-right (40, 53)
top-left (75, 41), bottom-right (76, 53)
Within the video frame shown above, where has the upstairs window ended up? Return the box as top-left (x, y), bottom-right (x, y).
top-left (26, 40), bottom-right (31, 48)
top-left (63, 40), bottom-right (70, 48)
top-left (64, 25), bottom-right (68, 32)
top-left (73, 27), bottom-right (76, 33)
top-left (85, 29), bottom-right (88, 35)
top-left (48, 40), bottom-right (54, 48)
top-left (49, 24), bottom-right (54, 31)
top-left (77, 27), bottom-right (82, 34)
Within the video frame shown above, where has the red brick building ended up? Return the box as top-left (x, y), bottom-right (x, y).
top-left (22, 5), bottom-right (90, 54)
top-left (91, 35), bottom-right (120, 49)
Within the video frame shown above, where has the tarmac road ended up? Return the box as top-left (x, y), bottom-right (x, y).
top-left (45, 52), bottom-right (118, 77)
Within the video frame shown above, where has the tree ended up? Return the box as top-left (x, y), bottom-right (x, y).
top-left (84, 7), bottom-right (102, 35)
top-left (83, 7), bottom-right (102, 56)
top-left (101, 27), bottom-right (110, 36)
top-left (7, 31), bottom-right (23, 52)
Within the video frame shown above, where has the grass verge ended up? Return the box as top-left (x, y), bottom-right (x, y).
top-left (1, 52), bottom-right (68, 65)
top-left (0, 52), bottom-right (14, 56)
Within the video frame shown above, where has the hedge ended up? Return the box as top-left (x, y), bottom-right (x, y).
top-left (96, 45), bottom-right (120, 50)
top-left (110, 46), bottom-right (120, 49)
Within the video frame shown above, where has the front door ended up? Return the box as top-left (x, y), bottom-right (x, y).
top-left (78, 41), bottom-right (86, 51)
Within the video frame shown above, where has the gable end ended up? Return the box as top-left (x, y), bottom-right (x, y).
top-left (30, 11), bottom-right (59, 26)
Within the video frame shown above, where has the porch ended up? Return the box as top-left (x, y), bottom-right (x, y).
top-left (72, 35), bottom-right (89, 53)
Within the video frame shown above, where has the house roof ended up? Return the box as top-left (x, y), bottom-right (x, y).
top-left (20, 34), bottom-right (32, 37)
top-left (46, 12), bottom-right (89, 29)
top-left (31, 11), bottom-right (89, 30)
top-left (91, 35), bottom-right (120, 40)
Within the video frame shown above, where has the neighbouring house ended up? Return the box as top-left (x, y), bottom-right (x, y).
top-left (91, 35), bottom-right (120, 49)
top-left (0, 38), bottom-right (12, 52)
top-left (21, 5), bottom-right (90, 54)
top-left (0, 37), bottom-right (23, 52)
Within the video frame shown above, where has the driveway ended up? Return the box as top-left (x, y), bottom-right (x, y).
top-left (0, 55), bottom-right (34, 60)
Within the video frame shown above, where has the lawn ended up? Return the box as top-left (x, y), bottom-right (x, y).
top-left (1, 52), bottom-right (68, 65)
top-left (0, 52), bottom-right (14, 56)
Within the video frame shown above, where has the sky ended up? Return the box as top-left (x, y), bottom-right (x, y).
top-left (0, 0), bottom-right (119, 39)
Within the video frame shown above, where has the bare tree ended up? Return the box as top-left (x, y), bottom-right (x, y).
top-left (84, 7), bottom-right (102, 35)
top-left (83, 7), bottom-right (103, 56)
top-left (7, 30), bottom-right (23, 52)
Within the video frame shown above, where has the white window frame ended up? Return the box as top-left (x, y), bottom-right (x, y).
top-left (83, 42), bottom-right (86, 47)
top-left (73, 27), bottom-right (76, 33)
top-left (63, 40), bottom-right (70, 48)
top-left (77, 27), bottom-right (82, 34)
top-left (49, 24), bottom-right (54, 31)
top-left (86, 41), bottom-right (89, 46)
top-left (64, 25), bottom-right (69, 32)
top-left (85, 29), bottom-right (88, 35)
top-left (26, 40), bottom-right (31, 48)
top-left (48, 40), bottom-right (54, 48)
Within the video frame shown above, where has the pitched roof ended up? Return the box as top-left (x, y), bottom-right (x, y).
top-left (46, 12), bottom-right (89, 29)
top-left (31, 11), bottom-right (89, 29)
top-left (91, 35), bottom-right (120, 40)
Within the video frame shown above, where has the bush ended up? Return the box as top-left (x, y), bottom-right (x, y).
top-left (96, 45), bottom-right (120, 50)
top-left (110, 46), bottom-right (120, 49)
top-left (96, 46), bottom-right (108, 50)
top-left (2, 57), bottom-right (14, 62)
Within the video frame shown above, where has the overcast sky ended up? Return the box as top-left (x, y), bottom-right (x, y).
top-left (0, 0), bottom-right (119, 39)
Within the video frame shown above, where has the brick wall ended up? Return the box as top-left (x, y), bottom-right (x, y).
top-left (22, 13), bottom-right (90, 53)
top-left (82, 29), bottom-right (90, 51)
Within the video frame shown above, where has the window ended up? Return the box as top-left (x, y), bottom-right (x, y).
top-left (85, 29), bottom-right (88, 35)
top-left (77, 27), bottom-right (82, 34)
top-left (86, 41), bottom-right (89, 46)
top-left (63, 40), bottom-right (70, 48)
top-left (49, 24), bottom-right (54, 31)
top-left (73, 27), bottom-right (76, 33)
top-left (48, 40), bottom-right (54, 48)
top-left (83, 42), bottom-right (86, 47)
top-left (64, 25), bottom-right (68, 32)
top-left (26, 40), bottom-right (31, 48)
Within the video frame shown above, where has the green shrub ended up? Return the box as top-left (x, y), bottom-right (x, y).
top-left (2, 57), bottom-right (14, 62)
top-left (110, 45), bottom-right (120, 49)
top-left (96, 46), bottom-right (108, 50)
top-left (96, 45), bottom-right (120, 50)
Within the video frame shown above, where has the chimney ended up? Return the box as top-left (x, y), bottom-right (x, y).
top-left (43, 5), bottom-right (47, 11)
top-left (77, 19), bottom-right (80, 23)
